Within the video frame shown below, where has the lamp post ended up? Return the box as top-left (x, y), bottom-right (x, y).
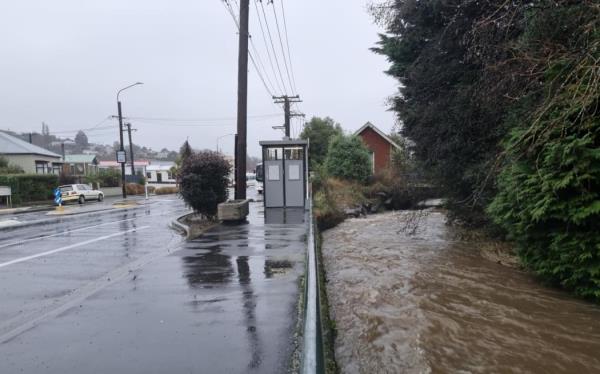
top-left (216, 133), bottom-right (235, 153)
top-left (116, 82), bottom-right (143, 198)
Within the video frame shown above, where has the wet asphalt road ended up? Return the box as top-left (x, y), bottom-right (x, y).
top-left (0, 193), bottom-right (308, 374)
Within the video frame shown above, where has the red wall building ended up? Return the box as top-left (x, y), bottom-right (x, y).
top-left (355, 122), bottom-right (400, 174)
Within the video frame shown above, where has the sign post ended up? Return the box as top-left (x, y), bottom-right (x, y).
top-left (54, 188), bottom-right (63, 212)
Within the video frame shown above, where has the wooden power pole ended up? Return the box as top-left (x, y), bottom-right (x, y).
top-left (273, 95), bottom-right (303, 138)
top-left (235, 0), bottom-right (250, 200)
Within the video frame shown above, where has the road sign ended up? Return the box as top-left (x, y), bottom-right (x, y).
top-left (116, 150), bottom-right (127, 164)
top-left (54, 188), bottom-right (62, 206)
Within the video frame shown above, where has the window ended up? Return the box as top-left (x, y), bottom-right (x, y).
top-left (146, 172), bottom-right (152, 179)
top-left (265, 148), bottom-right (283, 161)
top-left (51, 163), bottom-right (62, 174)
top-left (35, 161), bottom-right (47, 174)
top-left (288, 164), bottom-right (300, 180)
top-left (284, 147), bottom-right (304, 160)
top-left (167, 172), bottom-right (173, 180)
top-left (267, 165), bottom-right (280, 181)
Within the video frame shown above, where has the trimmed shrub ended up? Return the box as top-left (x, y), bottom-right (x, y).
top-left (324, 135), bottom-right (371, 183)
top-left (0, 174), bottom-right (58, 204)
top-left (155, 186), bottom-right (178, 195)
top-left (125, 183), bottom-right (145, 195)
top-left (179, 151), bottom-right (230, 219)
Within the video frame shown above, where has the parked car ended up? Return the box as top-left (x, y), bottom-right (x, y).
top-left (58, 184), bottom-right (104, 204)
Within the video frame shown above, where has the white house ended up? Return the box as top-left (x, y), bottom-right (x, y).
top-left (0, 132), bottom-right (63, 174)
top-left (146, 162), bottom-right (176, 184)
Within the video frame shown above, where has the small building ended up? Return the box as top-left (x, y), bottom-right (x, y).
top-left (0, 132), bottom-right (63, 174)
top-left (354, 122), bottom-right (402, 174)
top-left (146, 162), bottom-right (176, 184)
top-left (64, 154), bottom-right (99, 176)
top-left (98, 160), bottom-right (149, 176)
top-left (260, 139), bottom-right (308, 208)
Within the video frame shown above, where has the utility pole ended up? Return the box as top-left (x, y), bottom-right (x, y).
top-left (273, 95), bottom-right (303, 138)
top-left (117, 101), bottom-right (127, 199)
top-left (115, 82), bottom-right (143, 199)
top-left (125, 123), bottom-right (136, 179)
top-left (235, 0), bottom-right (250, 200)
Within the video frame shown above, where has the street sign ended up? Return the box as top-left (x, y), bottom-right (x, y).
top-left (53, 188), bottom-right (62, 206)
top-left (116, 150), bottom-right (127, 164)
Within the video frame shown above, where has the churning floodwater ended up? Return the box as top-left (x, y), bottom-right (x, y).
top-left (322, 210), bottom-right (600, 374)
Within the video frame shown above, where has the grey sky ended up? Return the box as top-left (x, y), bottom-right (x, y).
top-left (0, 0), bottom-right (396, 157)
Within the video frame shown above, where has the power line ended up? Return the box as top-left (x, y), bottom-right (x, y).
top-left (269, 0), bottom-right (295, 95)
top-left (124, 113), bottom-right (281, 122)
top-left (222, 0), bottom-right (275, 97)
top-left (278, 0), bottom-right (298, 93)
top-left (253, 0), bottom-right (285, 95)
top-left (258, 0), bottom-right (289, 94)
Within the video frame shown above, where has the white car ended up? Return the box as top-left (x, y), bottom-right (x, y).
top-left (59, 184), bottom-right (104, 204)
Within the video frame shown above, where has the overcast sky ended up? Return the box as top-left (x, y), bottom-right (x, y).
top-left (0, 0), bottom-right (396, 157)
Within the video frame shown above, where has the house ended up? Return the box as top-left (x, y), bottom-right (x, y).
top-left (64, 154), bottom-right (99, 176)
top-left (354, 122), bottom-right (402, 174)
top-left (98, 160), bottom-right (150, 176)
top-left (146, 161), bottom-right (176, 184)
top-left (0, 132), bottom-right (63, 174)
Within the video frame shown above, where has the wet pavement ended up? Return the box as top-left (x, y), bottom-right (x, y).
top-left (322, 209), bottom-right (600, 374)
top-left (0, 193), bottom-right (308, 374)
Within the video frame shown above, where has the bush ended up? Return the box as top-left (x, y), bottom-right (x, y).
top-left (59, 173), bottom-right (77, 185)
top-left (324, 135), bottom-right (371, 183)
top-left (155, 186), bottom-right (178, 195)
top-left (125, 183), bottom-right (145, 195)
top-left (0, 174), bottom-right (58, 204)
top-left (97, 169), bottom-right (121, 187)
top-left (179, 151), bottom-right (230, 219)
top-left (0, 156), bottom-right (24, 174)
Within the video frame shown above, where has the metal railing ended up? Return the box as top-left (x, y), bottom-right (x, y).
top-left (302, 198), bottom-right (324, 374)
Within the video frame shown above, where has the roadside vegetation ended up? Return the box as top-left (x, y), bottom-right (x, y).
top-left (303, 117), bottom-right (429, 230)
top-left (178, 150), bottom-right (230, 220)
top-left (371, 0), bottom-right (599, 300)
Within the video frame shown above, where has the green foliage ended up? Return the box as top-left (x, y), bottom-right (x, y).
top-left (300, 117), bottom-right (343, 169)
top-left (324, 135), bottom-right (372, 183)
top-left (489, 2), bottom-right (600, 300)
top-left (74, 130), bottom-right (88, 148)
top-left (96, 169), bottom-right (121, 187)
top-left (375, 0), bottom-right (600, 299)
top-left (0, 174), bottom-right (58, 204)
top-left (0, 156), bottom-right (24, 174)
top-left (179, 151), bottom-right (230, 219)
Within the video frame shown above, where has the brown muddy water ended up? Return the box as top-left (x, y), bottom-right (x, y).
top-left (321, 209), bottom-right (600, 374)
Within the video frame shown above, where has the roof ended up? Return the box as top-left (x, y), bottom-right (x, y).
top-left (354, 122), bottom-right (402, 150)
top-left (147, 164), bottom-right (174, 171)
top-left (64, 154), bottom-right (97, 164)
top-left (0, 132), bottom-right (61, 158)
top-left (99, 160), bottom-right (150, 167)
top-left (259, 139), bottom-right (308, 147)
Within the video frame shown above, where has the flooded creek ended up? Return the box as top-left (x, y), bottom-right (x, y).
top-left (321, 210), bottom-right (600, 373)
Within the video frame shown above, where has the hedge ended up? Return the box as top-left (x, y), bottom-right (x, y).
top-left (0, 174), bottom-right (59, 205)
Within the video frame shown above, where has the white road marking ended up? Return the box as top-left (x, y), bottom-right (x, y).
top-left (0, 226), bottom-right (150, 269)
top-left (0, 218), bottom-right (138, 249)
top-left (0, 207), bottom-right (189, 250)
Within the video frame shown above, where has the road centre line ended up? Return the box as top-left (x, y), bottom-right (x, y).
top-left (0, 226), bottom-right (150, 269)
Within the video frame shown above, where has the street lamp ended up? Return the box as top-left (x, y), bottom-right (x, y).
top-left (116, 82), bottom-right (143, 199)
top-left (216, 133), bottom-right (235, 153)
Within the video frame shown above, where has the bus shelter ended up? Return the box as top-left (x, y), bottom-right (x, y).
top-left (259, 140), bottom-right (308, 208)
